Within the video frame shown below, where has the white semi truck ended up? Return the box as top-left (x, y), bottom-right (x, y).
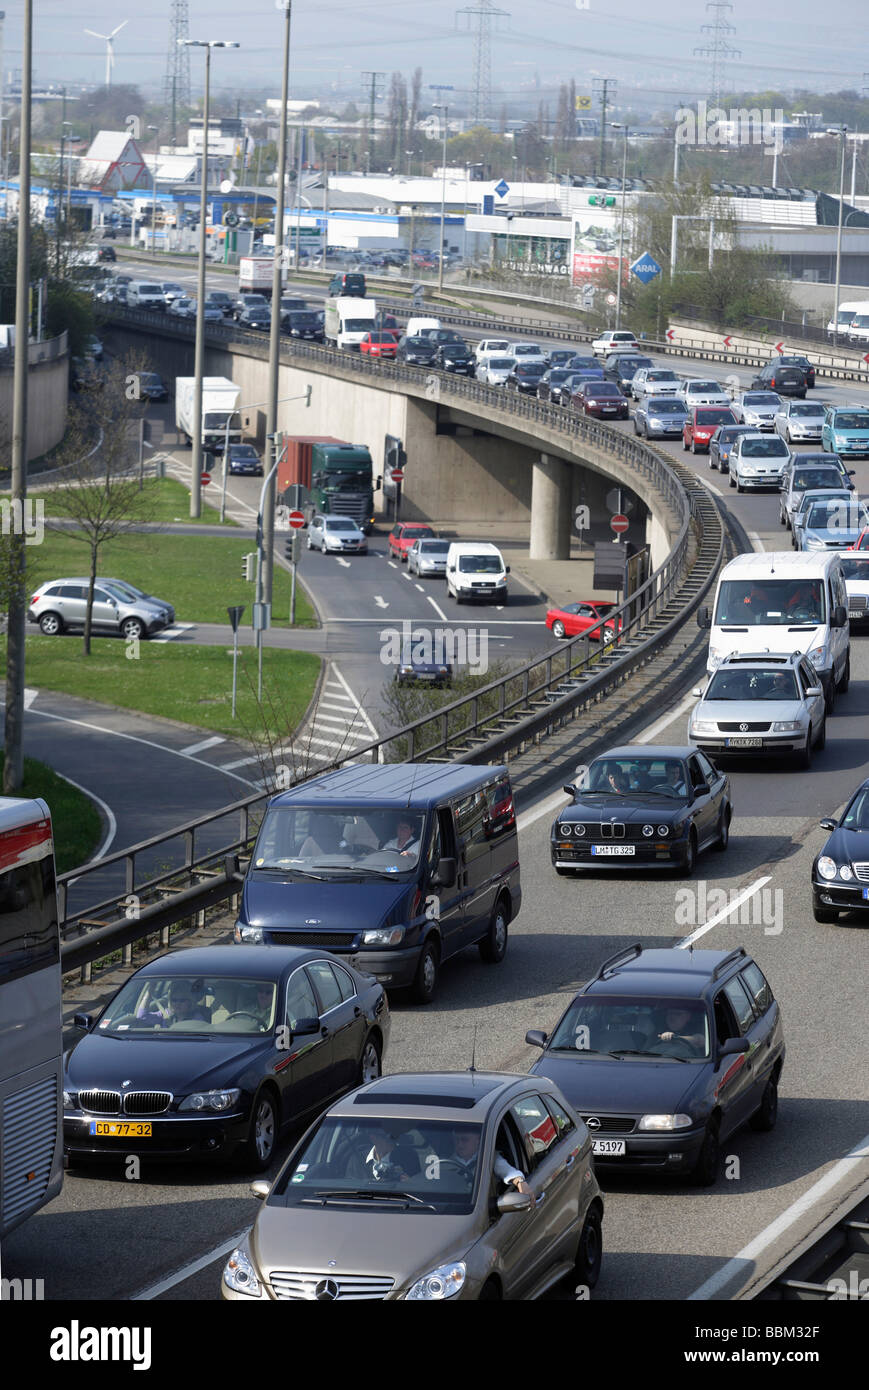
top-left (175, 376), bottom-right (242, 451)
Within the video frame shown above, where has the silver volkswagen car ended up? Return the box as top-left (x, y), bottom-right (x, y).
top-left (27, 576), bottom-right (174, 639)
top-left (407, 538), bottom-right (450, 577)
top-left (222, 1071), bottom-right (603, 1301)
top-left (689, 652), bottom-right (826, 766)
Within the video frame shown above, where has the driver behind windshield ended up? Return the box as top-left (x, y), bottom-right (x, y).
top-left (654, 1006), bottom-right (705, 1053)
top-left (381, 815), bottom-right (422, 858)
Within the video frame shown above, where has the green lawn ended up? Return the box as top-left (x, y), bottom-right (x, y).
top-left (26, 477), bottom-right (239, 527)
top-left (2, 637), bottom-right (321, 742)
top-left (0, 754), bottom-right (103, 873)
top-left (22, 529), bottom-right (317, 629)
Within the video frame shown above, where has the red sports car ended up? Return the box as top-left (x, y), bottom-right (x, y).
top-left (388, 522), bottom-right (436, 561)
top-left (546, 600), bottom-right (621, 641)
top-left (682, 406), bottom-right (737, 453)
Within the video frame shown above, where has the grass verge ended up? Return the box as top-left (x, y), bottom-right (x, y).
top-left (1, 636), bottom-right (321, 741)
top-left (0, 753), bottom-right (103, 873)
top-left (25, 477), bottom-right (240, 528)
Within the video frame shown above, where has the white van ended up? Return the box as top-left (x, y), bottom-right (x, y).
top-left (126, 281), bottom-right (167, 310)
top-left (826, 300), bottom-right (865, 338)
top-left (446, 541), bottom-right (509, 604)
top-left (698, 550), bottom-right (850, 712)
top-left (846, 301), bottom-right (869, 345)
top-left (405, 316), bottom-right (441, 338)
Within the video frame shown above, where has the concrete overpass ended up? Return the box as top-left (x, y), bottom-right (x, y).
top-left (101, 308), bottom-right (684, 565)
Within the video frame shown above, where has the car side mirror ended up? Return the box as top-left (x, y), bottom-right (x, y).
top-left (819, 818), bottom-right (837, 831)
top-left (718, 1036), bottom-right (750, 1061)
top-left (693, 783), bottom-right (710, 799)
top-left (250, 1180), bottom-right (271, 1200)
top-left (290, 1016), bottom-right (320, 1038)
top-left (691, 686), bottom-right (703, 698)
top-left (497, 1190), bottom-right (533, 1214)
top-left (805, 686), bottom-right (823, 698)
top-left (431, 856), bottom-right (456, 889)
top-left (505, 565), bottom-right (511, 574)
top-left (832, 605), bottom-right (847, 629)
top-left (848, 470), bottom-right (856, 476)
top-left (562, 783), bottom-right (577, 798)
top-left (697, 606), bottom-right (711, 630)
top-left (73, 1012), bottom-right (93, 1030)
top-left (525, 1029), bottom-right (547, 1048)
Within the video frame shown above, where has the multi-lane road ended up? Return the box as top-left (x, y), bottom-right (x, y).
top-left (4, 269), bottom-right (867, 1306)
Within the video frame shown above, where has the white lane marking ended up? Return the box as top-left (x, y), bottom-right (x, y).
top-left (180, 735), bottom-right (226, 756)
top-left (516, 691), bottom-right (697, 833)
top-left (374, 596), bottom-right (389, 609)
top-left (131, 1228), bottom-right (251, 1301)
top-left (4, 702), bottom-right (257, 787)
top-left (336, 558), bottom-right (351, 569)
top-left (387, 560), bottom-right (399, 569)
top-left (315, 713), bottom-right (357, 728)
top-left (426, 596), bottom-right (449, 622)
top-left (677, 876), bottom-right (773, 948)
top-left (748, 530), bottom-right (765, 553)
top-left (704, 476), bottom-right (723, 498)
top-left (56, 773), bottom-right (118, 869)
top-left (220, 753), bottom-right (266, 770)
top-left (317, 699), bottom-right (356, 712)
top-left (330, 663), bottom-right (379, 738)
top-left (23, 687), bottom-right (38, 709)
top-left (686, 1131), bottom-right (869, 1301)
top-left (415, 584), bottom-right (425, 592)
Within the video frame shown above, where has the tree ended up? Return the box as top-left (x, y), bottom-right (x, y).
top-left (409, 68), bottom-right (422, 154)
top-left (46, 352), bottom-right (157, 655)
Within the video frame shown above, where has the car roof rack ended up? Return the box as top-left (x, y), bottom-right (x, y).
top-left (589, 943), bottom-right (643, 983)
top-left (711, 946), bottom-right (748, 982)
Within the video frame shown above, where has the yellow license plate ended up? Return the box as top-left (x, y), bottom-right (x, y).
top-left (89, 1121), bottom-right (152, 1138)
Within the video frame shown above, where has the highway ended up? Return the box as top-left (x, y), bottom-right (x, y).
top-left (4, 268), bottom-right (866, 1304)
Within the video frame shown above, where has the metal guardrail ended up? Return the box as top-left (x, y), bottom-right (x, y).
top-left (0, 331), bottom-right (68, 371)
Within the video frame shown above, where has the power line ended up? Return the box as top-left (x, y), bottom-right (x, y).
top-left (592, 76), bottom-right (616, 177)
top-left (456, 0), bottom-right (510, 125)
top-left (694, 1), bottom-right (741, 109)
top-left (361, 70), bottom-right (385, 170)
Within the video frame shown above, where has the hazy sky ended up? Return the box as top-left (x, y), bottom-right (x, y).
top-left (4, 0), bottom-right (868, 109)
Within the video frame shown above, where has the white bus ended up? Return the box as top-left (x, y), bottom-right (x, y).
top-left (0, 797), bottom-right (63, 1237)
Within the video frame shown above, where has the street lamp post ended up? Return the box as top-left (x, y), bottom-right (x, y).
top-left (181, 38), bottom-right (239, 520)
top-left (147, 125), bottom-right (159, 255)
top-left (429, 86), bottom-right (453, 293)
top-left (612, 123), bottom-right (628, 331)
top-left (828, 124), bottom-right (848, 348)
top-left (264, 0), bottom-right (292, 610)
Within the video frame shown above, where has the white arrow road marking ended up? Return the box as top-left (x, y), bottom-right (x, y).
top-left (23, 688), bottom-right (38, 709)
top-left (374, 596), bottom-right (389, 608)
top-left (336, 558), bottom-right (351, 568)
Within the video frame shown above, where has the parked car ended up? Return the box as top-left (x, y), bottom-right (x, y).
top-left (222, 1071), bottom-right (602, 1300)
top-left (63, 945), bottom-right (389, 1171)
top-left (774, 399), bottom-right (825, 445)
top-left (728, 432), bottom-right (791, 490)
top-left (688, 651), bottom-right (826, 765)
top-left (389, 522), bottom-right (436, 561)
top-left (591, 329), bottom-right (638, 358)
top-left (526, 942), bottom-right (783, 1185)
top-left (683, 406), bottom-right (737, 454)
top-left (634, 396), bottom-right (691, 438)
top-left (226, 443), bottom-right (264, 477)
top-left (307, 514), bottom-right (368, 554)
top-left (407, 538), bottom-right (450, 577)
top-left (551, 745), bottom-right (732, 876)
top-left (27, 576), bottom-right (173, 640)
top-left (570, 379), bottom-right (629, 419)
top-left (545, 600), bottom-right (619, 641)
top-left (821, 406), bottom-right (869, 458)
top-left (750, 362), bottom-right (807, 397)
top-left (360, 331), bottom-right (398, 359)
top-left (730, 391), bottom-right (783, 429)
top-left (813, 776), bottom-right (869, 921)
top-left (476, 355), bottom-right (515, 386)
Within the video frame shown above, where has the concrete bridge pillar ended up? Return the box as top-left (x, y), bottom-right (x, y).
top-left (529, 452), bottom-right (572, 559)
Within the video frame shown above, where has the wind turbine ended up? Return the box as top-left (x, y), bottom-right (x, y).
top-left (84, 21), bottom-right (128, 88)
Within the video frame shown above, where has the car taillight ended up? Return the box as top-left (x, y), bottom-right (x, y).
top-left (30, 594), bottom-right (39, 604)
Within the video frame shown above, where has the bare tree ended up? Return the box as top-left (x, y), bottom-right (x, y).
top-left (45, 351), bottom-right (158, 654)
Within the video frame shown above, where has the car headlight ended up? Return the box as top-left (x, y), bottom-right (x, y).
top-left (707, 647), bottom-right (725, 668)
top-left (740, 465), bottom-right (757, 475)
top-left (362, 926), bottom-right (405, 946)
top-left (691, 720), bottom-right (718, 735)
top-left (772, 721), bottom-right (802, 733)
top-left (406, 1261), bottom-right (466, 1301)
top-left (839, 864), bottom-right (853, 881)
top-left (557, 823), bottom-right (573, 837)
top-left (63, 1089), bottom-right (78, 1110)
top-left (642, 824), bottom-right (654, 836)
top-left (233, 922), bottom-right (263, 944)
top-left (179, 1088), bottom-right (241, 1112)
top-left (638, 1113), bottom-right (693, 1131)
top-left (817, 856), bottom-right (837, 880)
top-left (804, 536), bottom-right (826, 550)
top-left (223, 1245), bottom-right (263, 1298)
top-left (808, 646), bottom-right (828, 668)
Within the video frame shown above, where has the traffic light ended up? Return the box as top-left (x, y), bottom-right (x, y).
top-left (242, 552), bottom-right (256, 581)
top-left (284, 532), bottom-right (303, 563)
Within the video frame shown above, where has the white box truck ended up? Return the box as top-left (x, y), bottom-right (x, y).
top-left (175, 376), bottom-right (242, 451)
top-left (238, 256), bottom-right (278, 298)
top-left (324, 296), bottom-right (377, 350)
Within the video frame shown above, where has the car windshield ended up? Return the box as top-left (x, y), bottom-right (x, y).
top-left (139, 374), bottom-right (162, 387)
top-left (689, 382), bottom-right (723, 393)
top-left (793, 471), bottom-right (846, 491)
top-left (579, 757), bottom-right (689, 798)
top-left (97, 975), bottom-right (276, 1035)
top-left (549, 369), bottom-right (573, 383)
top-left (740, 437), bottom-right (789, 457)
top-left (345, 319), bottom-right (374, 332)
top-left (833, 412), bottom-right (869, 429)
top-left (648, 370), bottom-right (678, 381)
top-left (513, 345), bottom-right (541, 355)
top-left (516, 364), bottom-right (544, 376)
top-left (706, 669), bottom-right (800, 700)
top-left (839, 556), bottom-right (869, 579)
top-left (788, 403), bottom-right (823, 417)
top-left (548, 995), bottom-right (710, 1060)
top-left (718, 427), bottom-right (751, 441)
top-left (458, 555), bottom-right (502, 573)
top-left (489, 358), bottom-right (514, 369)
top-left (697, 409), bottom-right (736, 424)
top-left (569, 357), bottom-right (598, 369)
top-left (650, 400), bottom-right (686, 415)
top-left (418, 541), bottom-right (450, 554)
top-left (277, 1116), bottom-right (485, 1213)
top-left (841, 787), bottom-right (869, 829)
top-left (484, 341), bottom-right (509, 351)
top-left (402, 527), bottom-right (433, 539)
top-left (714, 578), bottom-right (826, 625)
top-left (326, 519), bottom-right (360, 532)
top-left (744, 393), bottom-right (781, 406)
top-left (231, 446), bottom-right (259, 459)
top-left (805, 501), bottom-right (869, 529)
top-left (588, 383), bottom-right (621, 395)
top-left (253, 806), bottom-right (425, 875)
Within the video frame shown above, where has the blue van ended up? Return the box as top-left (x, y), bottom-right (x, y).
top-left (234, 764), bottom-right (521, 1003)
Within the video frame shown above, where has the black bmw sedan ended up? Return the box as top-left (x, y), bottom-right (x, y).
top-left (551, 745), bottom-right (732, 875)
top-left (812, 778), bottom-right (869, 922)
top-left (63, 946), bottom-right (390, 1171)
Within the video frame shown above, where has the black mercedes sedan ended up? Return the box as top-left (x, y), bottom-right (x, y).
top-left (551, 745), bottom-right (732, 875)
top-left (812, 778), bottom-right (869, 922)
top-left (526, 943), bottom-right (784, 1185)
top-left (63, 946), bottom-right (390, 1171)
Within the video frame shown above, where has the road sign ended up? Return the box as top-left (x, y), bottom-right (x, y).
top-left (666, 328), bottom-right (675, 341)
top-left (252, 603), bottom-right (271, 632)
top-left (774, 340), bottom-right (784, 353)
top-left (864, 353), bottom-right (869, 365)
top-left (200, 471), bottom-right (211, 486)
top-left (223, 212), bottom-right (240, 227)
top-left (288, 509), bottom-right (305, 529)
top-left (494, 179), bottom-right (510, 199)
top-left (610, 513), bottom-right (629, 535)
top-left (723, 335), bottom-right (733, 347)
top-left (575, 94), bottom-right (592, 110)
top-left (226, 605), bottom-right (245, 633)
top-left (605, 292), bottom-right (617, 306)
top-left (390, 468), bottom-right (405, 483)
top-left (629, 251), bottom-right (662, 285)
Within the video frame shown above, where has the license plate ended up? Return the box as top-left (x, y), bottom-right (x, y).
top-left (850, 611), bottom-right (863, 619)
top-left (726, 738), bottom-right (762, 747)
top-left (591, 845), bottom-right (635, 856)
top-left (602, 407), bottom-right (616, 412)
top-left (89, 1121), bottom-right (152, 1137)
top-left (863, 888), bottom-right (869, 900)
top-left (591, 1139), bottom-right (626, 1156)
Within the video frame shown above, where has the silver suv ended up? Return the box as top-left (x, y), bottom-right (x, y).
top-left (689, 651), bottom-right (826, 767)
top-left (28, 577), bottom-right (174, 639)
